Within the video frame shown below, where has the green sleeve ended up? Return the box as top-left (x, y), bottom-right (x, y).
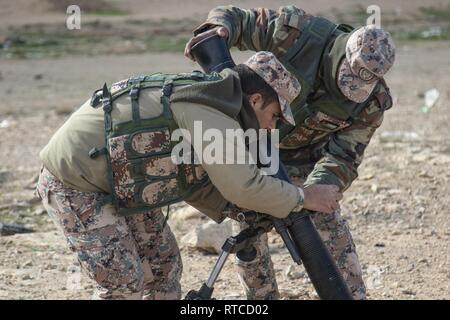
top-left (193, 5), bottom-right (313, 57)
top-left (304, 98), bottom-right (385, 191)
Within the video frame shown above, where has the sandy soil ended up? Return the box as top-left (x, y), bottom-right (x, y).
top-left (0, 0), bottom-right (449, 300)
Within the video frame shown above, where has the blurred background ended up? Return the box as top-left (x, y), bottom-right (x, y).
top-left (0, 0), bottom-right (448, 299)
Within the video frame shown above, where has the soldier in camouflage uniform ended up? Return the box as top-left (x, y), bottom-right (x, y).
top-left (186, 5), bottom-right (396, 300)
top-left (35, 52), bottom-right (342, 299)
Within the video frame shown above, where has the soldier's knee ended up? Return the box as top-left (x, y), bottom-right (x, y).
top-left (141, 256), bottom-right (183, 300)
top-left (83, 250), bottom-right (145, 297)
top-left (73, 231), bottom-right (145, 298)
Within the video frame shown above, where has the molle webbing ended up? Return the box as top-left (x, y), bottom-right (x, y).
top-left (161, 78), bottom-right (174, 120)
top-left (102, 83), bottom-right (113, 133)
top-left (278, 17), bottom-right (339, 139)
top-left (92, 71), bottom-right (221, 216)
top-left (129, 80), bottom-right (142, 126)
top-left (277, 19), bottom-right (359, 144)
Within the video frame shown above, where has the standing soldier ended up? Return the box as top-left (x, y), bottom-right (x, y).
top-left (35, 52), bottom-right (342, 299)
top-left (185, 5), bottom-right (396, 300)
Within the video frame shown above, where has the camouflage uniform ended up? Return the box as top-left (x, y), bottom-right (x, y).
top-left (35, 167), bottom-right (182, 300)
top-left (194, 6), bottom-right (396, 300)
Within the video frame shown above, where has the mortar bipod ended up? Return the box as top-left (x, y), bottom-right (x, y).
top-left (184, 219), bottom-right (273, 300)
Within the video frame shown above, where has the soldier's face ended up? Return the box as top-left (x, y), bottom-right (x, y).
top-left (249, 93), bottom-right (281, 130)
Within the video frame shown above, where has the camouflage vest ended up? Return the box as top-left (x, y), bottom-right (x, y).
top-left (278, 17), bottom-right (392, 149)
top-left (89, 72), bottom-right (221, 216)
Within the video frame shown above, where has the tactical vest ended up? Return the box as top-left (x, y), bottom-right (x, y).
top-left (278, 17), bottom-right (392, 149)
top-left (89, 71), bottom-right (222, 216)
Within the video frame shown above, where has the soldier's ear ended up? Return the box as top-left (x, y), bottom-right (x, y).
top-left (248, 93), bottom-right (263, 108)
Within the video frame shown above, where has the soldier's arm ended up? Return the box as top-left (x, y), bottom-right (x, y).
top-left (184, 182), bottom-right (229, 223)
top-left (193, 5), bottom-right (312, 56)
top-left (171, 101), bottom-right (302, 219)
top-left (304, 98), bottom-right (385, 191)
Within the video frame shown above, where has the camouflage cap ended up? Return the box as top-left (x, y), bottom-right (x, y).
top-left (338, 25), bottom-right (395, 103)
top-left (243, 51), bottom-right (301, 126)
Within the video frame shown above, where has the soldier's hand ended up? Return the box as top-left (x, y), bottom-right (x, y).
top-left (302, 184), bottom-right (343, 214)
top-left (184, 26), bottom-right (229, 61)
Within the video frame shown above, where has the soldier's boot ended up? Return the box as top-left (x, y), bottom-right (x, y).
top-left (232, 221), bottom-right (280, 300)
top-left (125, 209), bottom-right (183, 300)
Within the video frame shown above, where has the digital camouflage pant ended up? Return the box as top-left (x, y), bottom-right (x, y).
top-left (232, 163), bottom-right (366, 300)
top-left (35, 167), bottom-right (182, 300)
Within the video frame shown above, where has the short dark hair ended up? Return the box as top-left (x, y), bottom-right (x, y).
top-left (233, 64), bottom-right (278, 109)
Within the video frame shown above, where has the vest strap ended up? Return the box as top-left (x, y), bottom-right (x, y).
top-left (281, 17), bottom-right (337, 90)
top-left (129, 85), bottom-right (141, 126)
top-left (161, 79), bottom-right (174, 120)
top-left (102, 83), bottom-right (113, 133)
top-left (375, 79), bottom-right (393, 111)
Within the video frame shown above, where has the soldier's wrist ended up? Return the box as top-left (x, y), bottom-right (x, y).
top-left (292, 187), bottom-right (305, 212)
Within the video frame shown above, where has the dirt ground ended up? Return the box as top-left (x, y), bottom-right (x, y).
top-left (0, 0), bottom-right (449, 300)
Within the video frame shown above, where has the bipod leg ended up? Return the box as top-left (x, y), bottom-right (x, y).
top-left (184, 237), bottom-right (236, 300)
top-left (184, 223), bottom-right (269, 300)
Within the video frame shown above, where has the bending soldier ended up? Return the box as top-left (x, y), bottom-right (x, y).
top-left (186, 5), bottom-right (396, 300)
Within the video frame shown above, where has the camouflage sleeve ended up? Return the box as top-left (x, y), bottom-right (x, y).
top-left (304, 98), bottom-right (385, 192)
top-left (193, 5), bottom-right (312, 57)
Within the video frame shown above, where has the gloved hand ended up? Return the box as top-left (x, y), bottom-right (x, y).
top-left (185, 26), bottom-right (229, 61)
